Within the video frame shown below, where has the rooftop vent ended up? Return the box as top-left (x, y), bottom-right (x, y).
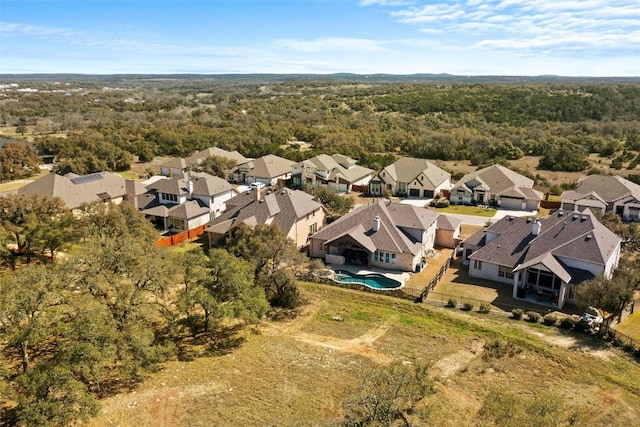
top-left (586, 234), bottom-right (593, 241)
top-left (572, 214), bottom-right (579, 220)
top-left (558, 210), bottom-right (564, 217)
top-left (526, 218), bottom-right (532, 223)
top-left (580, 216), bottom-right (587, 222)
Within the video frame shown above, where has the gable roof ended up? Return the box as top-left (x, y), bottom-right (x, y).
top-left (468, 210), bottom-right (621, 280)
top-left (310, 200), bottom-right (438, 255)
top-left (564, 174), bottom-right (640, 204)
top-left (146, 172), bottom-right (234, 197)
top-left (206, 188), bottom-right (323, 238)
top-left (17, 171), bottom-right (131, 209)
top-left (244, 154), bottom-right (295, 180)
top-left (452, 164), bottom-right (538, 198)
top-left (379, 157), bottom-right (450, 187)
top-left (186, 146), bottom-right (248, 167)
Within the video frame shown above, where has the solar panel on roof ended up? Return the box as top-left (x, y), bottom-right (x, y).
top-left (70, 173), bottom-right (104, 185)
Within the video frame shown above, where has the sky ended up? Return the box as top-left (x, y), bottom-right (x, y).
top-left (1, 0), bottom-right (639, 76)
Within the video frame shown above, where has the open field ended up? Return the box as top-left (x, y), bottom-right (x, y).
top-left (89, 281), bottom-right (640, 426)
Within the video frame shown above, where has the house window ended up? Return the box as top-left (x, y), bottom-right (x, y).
top-left (473, 260), bottom-right (482, 270)
top-left (374, 251), bottom-right (396, 264)
top-left (457, 190), bottom-right (464, 200)
top-left (309, 223), bottom-right (317, 234)
top-left (387, 184), bottom-right (392, 191)
top-left (162, 193), bottom-right (178, 202)
top-left (629, 207), bottom-right (640, 220)
top-left (498, 265), bottom-right (513, 278)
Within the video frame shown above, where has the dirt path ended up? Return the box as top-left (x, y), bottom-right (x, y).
top-left (430, 339), bottom-right (484, 379)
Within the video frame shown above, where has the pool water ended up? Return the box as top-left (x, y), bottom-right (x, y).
top-left (334, 270), bottom-right (402, 290)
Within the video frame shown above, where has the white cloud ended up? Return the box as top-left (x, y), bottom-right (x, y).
top-left (0, 22), bottom-right (79, 39)
top-left (273, 37), bottom-right (387, 52)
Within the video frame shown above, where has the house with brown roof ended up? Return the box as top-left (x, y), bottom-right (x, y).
top-left (291, 154), bottom-right (375, 193)
top-left (560, 175), bottom-right (640, 221)
top-left (369, 157), bottom-right (451, 198)
top-left (159, 146), bottom-right (248, 176)
top-left (234, 154), bottom-right (295, 187)
top-left (450, 164), bottom-right (542, 210)
top-left (205, 188), bottom-right (326, 248)
top-left (309, 200), bottom-right (439, 272)
top-left (463, 210), bottom-right (621, 309)
top-left (17, 171), bottom-right (143, 209)
top-left (129, 171), bottom-right (237, 232)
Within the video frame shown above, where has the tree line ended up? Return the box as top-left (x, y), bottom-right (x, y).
top-left (2, 80), bottom-right (639, 179)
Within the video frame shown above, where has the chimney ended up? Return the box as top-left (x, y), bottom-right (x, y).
top-left (255, 187), bottom-right (260, 202)
top-left (187, 179), bottom-right (194, 199)
top-left (373, 216), bottom-right (380, 232)
top-left (532, 218), bottom-right (541, 236)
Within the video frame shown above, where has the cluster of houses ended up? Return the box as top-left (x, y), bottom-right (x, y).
top-left (15, 146), bottom-right (640, 310)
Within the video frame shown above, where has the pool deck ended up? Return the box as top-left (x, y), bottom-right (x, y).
top-left (329, 264), bottom-right (411, 287)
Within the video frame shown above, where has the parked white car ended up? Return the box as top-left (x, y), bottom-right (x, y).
top-left (250, 182), bottom-right (266, 189)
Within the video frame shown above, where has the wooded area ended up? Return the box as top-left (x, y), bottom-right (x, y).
top-left (1, 78), bottom-right (639, 185)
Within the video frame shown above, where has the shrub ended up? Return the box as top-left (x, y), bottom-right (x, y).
top-left (462, 302), bottom-right (474, 311)
top-left (526, 311), bottom-right (541, 323)
top-left (559, 317), bottom-right (576, 329)
top-left (478, 303), bottom-right (490, 313)
top-left (435, 199), bottom-right (450, 208)
top-left (445, 298), bottom-right (457, 308)
top-left (511, 308), bottom-right (524, 320)
top-left (542, 314), bottom-right (557, 326)
top-left (483, 339), bottom-right (521, 361)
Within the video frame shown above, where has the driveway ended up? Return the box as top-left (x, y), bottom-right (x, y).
top-left (439, 208), bottom-right (538, 226)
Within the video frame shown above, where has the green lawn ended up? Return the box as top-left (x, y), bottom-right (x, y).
top-left (434, 205), bottom-right (497, 217)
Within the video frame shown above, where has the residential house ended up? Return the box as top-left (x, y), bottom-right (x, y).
top-left (309, 200), bottom-right (439, 272)
top-left (463, 210), bottom-right (621, 309)
top-left (291, 154), bottom-right (375, 193)
top-left (450, 164), bottom-right (542, 210)
top-left (234, 154), bottom-right (295, 187)
top-left (205, 188), bottom-right (326, 248)
top-left (17, 171), bottom-right (144, 210)
top-left (560, 175), bottom-right (640, 221)
top-left (130, 171), bottom-right (237, 232)
top-left (159, 146), bottom-right (248, 176)
top-left (369, 157), bottom-right (451, 198)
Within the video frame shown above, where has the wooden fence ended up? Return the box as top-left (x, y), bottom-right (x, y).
top-left (416, 251), bottom-right (455, 302)
top-left (156, 224), bottom-right (208, 247)
top-left (540, 200), bottom-right (561, 209)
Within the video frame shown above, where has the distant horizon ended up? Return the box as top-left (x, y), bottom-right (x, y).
top-left (2, 1), bottom-right (638, 76)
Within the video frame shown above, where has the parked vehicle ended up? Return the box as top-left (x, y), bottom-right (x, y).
top-left (577, 306), bottom-right (603, 332)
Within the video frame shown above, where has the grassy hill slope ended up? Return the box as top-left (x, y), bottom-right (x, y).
top-left (91, 282), bottom-right (640, 426)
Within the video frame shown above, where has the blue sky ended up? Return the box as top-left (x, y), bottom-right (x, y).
top-left (1, 0), bottom-right (638, 76)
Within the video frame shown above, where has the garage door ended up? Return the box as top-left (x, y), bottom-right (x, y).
top-left (409, 189), bottom-right (420, 197)
top-left (423, 190), bottom-right (434, 198)
top-left (500, 197), bottom-right (522, 210)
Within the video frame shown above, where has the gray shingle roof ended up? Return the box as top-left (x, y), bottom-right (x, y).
top-left (310, 200), bottom-right (438, 255)
top-left (468, 209), bottom-right (621, 278)
top-left (564, 174), bottom-right (640, 204)
top-left (244, 154), bottom-right (295, 180)
top-left (206, 188), bottom-right (322, 238)
top-left (452, 164), bottom-right (538, 198)
top-left (17, 171), bottom-right (128, 209)
top-left (146, 172), bottom-right (233, 197)
top-left (380, 157), bottom-right (450, 187)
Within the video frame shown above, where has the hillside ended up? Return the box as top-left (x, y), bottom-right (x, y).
top-left (90, 281), bottom-right (640, 426)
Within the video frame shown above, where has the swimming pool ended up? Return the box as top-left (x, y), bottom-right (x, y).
top-left (334, 270), bottom-right (402, 290)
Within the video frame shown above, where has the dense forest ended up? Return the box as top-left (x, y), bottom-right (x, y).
top-left (1, 77), bottom-right (639, 180)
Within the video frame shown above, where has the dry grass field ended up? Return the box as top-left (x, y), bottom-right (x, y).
top-left (89, 281), bottom-right (640, 427)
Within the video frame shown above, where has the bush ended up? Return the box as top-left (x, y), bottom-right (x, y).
top-left (511, 308), bottom-right (524, 320)
top-left (478, 303), bottom-right (490, 313)
top-left (445, 298), bottom-right (457, 308)
top-left (483, 339), bottom-right (521, 361)
top-left (559, 317), bottom-right (576, 329)
top-left (542, 314), bottom-right (557, 326)
top-left (436, 199), bottom-right (450, 208)
top-left (526, 311), bottom-right (541, 323)
top-left (462, 302), bottom-right (474, 311)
